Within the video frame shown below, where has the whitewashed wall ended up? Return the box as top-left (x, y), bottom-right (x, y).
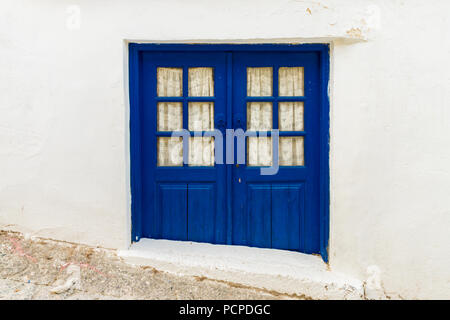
top-left (0, 0), bottom-right (449, 299)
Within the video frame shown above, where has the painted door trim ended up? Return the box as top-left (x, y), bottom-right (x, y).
top-left (128, 43), bottom-right (330, 262)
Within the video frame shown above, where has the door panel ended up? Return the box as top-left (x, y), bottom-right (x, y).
top-left (246, 184), bottom-right (271, 248)
top-left (155, 184), bottom-right (188, 240)
top-left (271, 184), bottom-right (304, 251)
top-left (232, 52), bottom-right (321, 253)
top-left (141, 52), bottom-right (227, 244)
top-left (187, 183), bottom-right (216, 243)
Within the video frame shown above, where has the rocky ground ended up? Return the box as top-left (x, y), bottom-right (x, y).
top-left (0, 230), bottom-right (298, 300)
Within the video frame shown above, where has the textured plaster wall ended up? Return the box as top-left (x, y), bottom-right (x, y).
top-left (0, 0), bottom-right (449, 299)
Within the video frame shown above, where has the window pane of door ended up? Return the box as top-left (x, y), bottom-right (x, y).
top-left (157, 137), bottom-right (183, 166)
top-left (247, 137), bottom-right (272, 166)
top-left (188, 102), bottom-right (214, 131)
top-left (157, 102), bottom-right (183, 131)
top-left (188, 67), bottom-right (214, 97)
top-left (279, 67), bottom-right (304, 96)
top-left (157, 68), bottom-right (183, 97)
top-left (247, 67), bottom-right (273, 96)
top-left (189, 137), bottom-right (215, 166)
top-left (279, 136), bottom-right (304, 166)
top-left (279, 102), bottom-right (304, 131)
top-left (247, 102), bottom-right (272, 131)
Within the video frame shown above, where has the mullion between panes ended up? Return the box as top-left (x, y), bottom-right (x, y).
top-left (245, 97), bottom-right (305, 102)
top-left (155, 97), bottom-right (216, 102)
top-left (273, 100), bottom-right (279, 131)
top-left (273, 66), bottom-right (279, 97)
top-left (245, 131), bottom-right (306, 137)
top-left (273, 66), bottom-right (279, 130)
top-left (182, 67), bottom-right (189, 167)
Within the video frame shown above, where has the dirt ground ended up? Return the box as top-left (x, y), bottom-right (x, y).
top-left (0, 230), bottom-right (299, 300)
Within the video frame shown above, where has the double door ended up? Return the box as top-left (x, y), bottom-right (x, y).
top-left (137, 49), bottom-right (321, 254)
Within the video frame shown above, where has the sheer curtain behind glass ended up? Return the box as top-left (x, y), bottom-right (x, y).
top-left (246, 67), bottom-right (304, 166)
top-left (188, 68), bottom-right (214, 131)
top-left (247, 68), bottom-right (273, 166)
top-left (188, 68), bottom-right (215, 166)
top-left (157, 67), bottom-right (215, 166)
top-left (157, 68), bottom-right (183, 166)
top-left (278, 67), bottom-right (304, 166)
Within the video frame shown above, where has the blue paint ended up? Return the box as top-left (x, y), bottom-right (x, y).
top-left (187, 183), bottom-right (218, 243)
top-left (129, 43), bottom-right (330, 262)
top-left (246, 184), bottom-right (271, 248)
top-left (156, 184), bottom-right (188, 240)
top-left (272, 184), bottom-right (304, 251)
top-left (138, 51), bottom-right (228, 244)
top-left (319, 46), bottom-right (331, 262)
top-left (231, 51), bottom-right (321, 254)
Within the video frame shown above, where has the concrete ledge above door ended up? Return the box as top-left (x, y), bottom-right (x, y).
top-left (118, 239), bottom-right (364, 300)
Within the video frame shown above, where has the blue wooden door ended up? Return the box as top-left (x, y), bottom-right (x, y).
top-left (134, 46), bottom-right (325, 256)
top-left (231, 52), bottom-right (320, 253)
top-left (140, 52), bottom-right (228, 244)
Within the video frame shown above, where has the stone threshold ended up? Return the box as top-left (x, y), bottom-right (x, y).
top-left (118, 239), bottom-right (364, 300)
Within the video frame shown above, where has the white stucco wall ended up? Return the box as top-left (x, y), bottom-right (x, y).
top-left (1, 0), bottom-right (449, 299)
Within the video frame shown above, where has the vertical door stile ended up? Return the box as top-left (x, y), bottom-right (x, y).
top-left (226, 52), bottom-right (233, 245)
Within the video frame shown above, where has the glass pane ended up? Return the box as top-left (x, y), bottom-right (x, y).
top-left (157, 102), bottom-right (183, 131)
top-left (279, 137), bottom-right (304, 166)
top-left (189, 67), bottom-right (214, 97)
top-left (279, 67), bottom-right (304, 96)
top-left (279, 102), bottom-right (304, 131)
top-left (157, 68), bottom-right (182, 97)
top-left (157, 137), bottom-right (183, 166)
top-left (247, 137), bottom-right (272, 166)
top-left (247, 102), bottom-right (272, 130)
top-left (188, 102), bottom-right (214, 131)
top-left (188, 137), bottom-right (214, 166)
top-left (247, 67), bottom-right (273, 96)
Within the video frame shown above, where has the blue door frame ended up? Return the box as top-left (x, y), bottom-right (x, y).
top-left (129, 43), bottom-right (330, 262)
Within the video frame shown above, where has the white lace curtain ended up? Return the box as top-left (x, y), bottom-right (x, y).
top-left (278, 67), bottom-right (304, 166)
top-left (247, 67), bottom-right (304, 166)
top-left (156, 66), bottom-right (304, 167)
top-left (157, 67), bottom-right (214, 166)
